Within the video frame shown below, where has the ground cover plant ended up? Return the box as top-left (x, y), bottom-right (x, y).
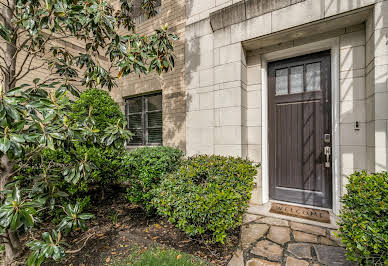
top-left (112, 246), bottom-right (211, 266)
top-left (338, 171), bottom-right (388, 265)
top-left (119, 146), bottom-right (184, 212)
top-left (0, 0), bottom-right (177, 264)
top-left (152, 155), bottom-right (258, 243)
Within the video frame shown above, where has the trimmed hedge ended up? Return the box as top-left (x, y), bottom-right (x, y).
top-left (152, 155), bottom-right (258, 243)
top-left (71, 88), bottom-right (125, 130)
top-left (338, 171), bottom-right (388, 265)
top-left (118, 146), bottom-right (184, 212)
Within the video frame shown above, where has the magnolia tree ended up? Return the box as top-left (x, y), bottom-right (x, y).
top-left (0, 0), bottom-right (177, 264)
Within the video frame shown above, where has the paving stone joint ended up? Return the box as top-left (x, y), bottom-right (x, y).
top-left (228, 213), bottom-right (355, 266)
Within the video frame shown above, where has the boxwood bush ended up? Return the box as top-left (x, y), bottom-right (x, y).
top-left (338, 171), bottom-right (388, 265)
top-left (118, 146), bottom-right (184, 212)
top-left (152, 155), bottom-right (258, 243)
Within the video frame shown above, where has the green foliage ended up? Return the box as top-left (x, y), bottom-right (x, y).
top-left (1, 0), bottom-right (178, 91)
top-left (31, 88), bottom-right (128, 205)
top-left (71, 88), bottom-right (125, 131)
top-left (27, 230), bottom-right (66, 266)
top-left (0, 0), bottom-right (178, 262)
top-left (113, 246), bottom-right (210, 266)
top-left (58, 202), bottom-right (94, 234)
top-left (152, 155), bottom-right (258, 243)
top-left (0, 187), bottom-right (43, 231)
top-left (0, 82), bottom-right (132, 264)
top-left (119, 147), bottom-right (184, 212)
top-left (338, 171), bottom-right (388, 265)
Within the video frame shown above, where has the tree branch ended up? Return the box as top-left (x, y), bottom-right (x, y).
top-left (65, 233), bottom-right (95, 254)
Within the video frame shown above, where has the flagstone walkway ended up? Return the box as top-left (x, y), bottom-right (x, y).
top-left (228, 213), bottom-right (355, 266)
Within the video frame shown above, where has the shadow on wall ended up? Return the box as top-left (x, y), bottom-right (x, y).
top-left (339, 4), bottom-right (388, 191)
top-left (373, 2), bottom-right (388, 172)
top-left (325, 0), bottom-right (363, 14)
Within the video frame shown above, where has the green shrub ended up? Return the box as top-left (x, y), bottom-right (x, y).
top-left (152, 155), bottom-right (258, 243)
top-left (71, 88), bottom-right (125, 130)
top-left (19, 89), bottom-right (126, 209)
top-left (338, 171), bottom-right (388, 265)
top-left (119, 146), bottom-right (184, 212)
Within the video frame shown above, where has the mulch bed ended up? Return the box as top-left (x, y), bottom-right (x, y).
top-left (40, 187), bottom-right (239, 266)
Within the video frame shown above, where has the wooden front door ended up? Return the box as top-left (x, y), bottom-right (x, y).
top-left (268, 51), bottom-right (332, 208)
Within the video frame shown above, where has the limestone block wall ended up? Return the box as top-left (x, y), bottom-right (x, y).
top-left (185, 0), bottom-right (388, 205)
top-left (363, 2), bottom-right (388, 172)
top-left (338, 25), bottom-right (367, 191)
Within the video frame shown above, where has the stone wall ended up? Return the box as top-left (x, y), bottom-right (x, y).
top-left (185, 0), bottom-right (388, 205)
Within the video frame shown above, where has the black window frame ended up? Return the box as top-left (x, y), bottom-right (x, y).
top-left (125, 92), bottom-right (163, 146)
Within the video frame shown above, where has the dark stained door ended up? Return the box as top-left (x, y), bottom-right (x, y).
top-left (268, 51), bottom-right (332, 208)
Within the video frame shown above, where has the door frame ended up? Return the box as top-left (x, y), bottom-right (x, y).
top-left (260, 37), bottom-right (341, 215)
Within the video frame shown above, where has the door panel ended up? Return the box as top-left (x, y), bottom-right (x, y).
top-left (268, 51), bottom-right (332, 208)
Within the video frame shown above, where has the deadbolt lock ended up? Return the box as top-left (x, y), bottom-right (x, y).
top-left (324, 134), bottom-right (331, 143)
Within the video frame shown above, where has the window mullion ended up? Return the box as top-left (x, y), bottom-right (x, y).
top-left (144, 96), bottom-right (149, 146)
top-left (142, 96), bottom-right (146, 146)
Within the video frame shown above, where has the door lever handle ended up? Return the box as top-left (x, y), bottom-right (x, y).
top-left (324, 146), bottom-right (331, 168)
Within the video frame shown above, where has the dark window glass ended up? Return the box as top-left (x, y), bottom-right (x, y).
top-left (125, 92), bottom-right (163, 146)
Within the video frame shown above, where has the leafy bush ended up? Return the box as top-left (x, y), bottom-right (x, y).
top-left (152, 155), bottom-right (258, 243)
top-left (338, 171), bottom-right (388, 265)
top-left (71, 88), bottom-right (125, 130)
top-left (118, 146), bottom-right (184, 212)
top-left (37, 89), bottom-right (127, 203)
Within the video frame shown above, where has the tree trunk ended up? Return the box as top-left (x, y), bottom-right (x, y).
top-left (1, 1), bottom-right (22, 262)
top-left (4, 230), bottom-right (22, 265)
top-left (0, 155), bottom-right (14, 194)
top-left (1, 155), bottom-right (21, 265)
top-left (2, 0), bottom-right (17, 93)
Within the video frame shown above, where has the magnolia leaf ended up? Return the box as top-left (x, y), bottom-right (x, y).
top-left (0, 138), bottom-right (11, 153)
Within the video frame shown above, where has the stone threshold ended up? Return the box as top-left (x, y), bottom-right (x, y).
top-left (247, 202), bottom-right (339, 229)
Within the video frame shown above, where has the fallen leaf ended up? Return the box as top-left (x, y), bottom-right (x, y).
top-left (106, 257), bottom-right (111, 263)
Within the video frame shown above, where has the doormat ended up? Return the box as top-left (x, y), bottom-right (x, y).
top-left (270, 203), bottom-right (330, 223)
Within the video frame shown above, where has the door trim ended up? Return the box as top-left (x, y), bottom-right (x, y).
top-left (260, 37), bottom-right (341, 215)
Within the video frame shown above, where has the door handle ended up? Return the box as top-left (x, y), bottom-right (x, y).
top-left (324, 146), bottom-right (331, 168)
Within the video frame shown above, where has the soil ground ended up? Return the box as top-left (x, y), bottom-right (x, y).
top-left (41, 188), bottom-right (239, 266)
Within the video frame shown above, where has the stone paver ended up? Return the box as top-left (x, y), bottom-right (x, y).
top-left (241, 223), bottom-right (269, 248)
top-left (319, 236), bottom-right (337, 246)
top-left (246, 258), bottom-right (281, 266)
top-left (287, 243), bottom-right (312, 259)
top-left (314, 245), bottom-right (350, 265)
top-left (285, 256), bottom-right (309, 266)
top-left (290, 222), bottom-right (326, 235)
top-left (251, 240), bottom-right (283, 262)
top-left (260, 217), bottom-right (289, 227)
top-left (227, 214), bottom-right (351, 266)
top-left (293, 231), bottom-right (318, 243)
top-left (267, 226), bottom-right (290, 245)
top-left (243, 213), bottom-right (263, 224)
top-left (227, 249), bottom-right (243, 266)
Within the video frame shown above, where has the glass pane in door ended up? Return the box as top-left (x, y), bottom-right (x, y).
top-left (306, 63), bottom-right (321, 92)
top-left (290, 66), bottom-right (304, 94)
top-left (275, 68), bottom-right (288, 95)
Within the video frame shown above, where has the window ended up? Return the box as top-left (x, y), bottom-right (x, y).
top-left (275, 62), bottom-right (322, 95)
top-left (125, 93), bottom-right (163, 146)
